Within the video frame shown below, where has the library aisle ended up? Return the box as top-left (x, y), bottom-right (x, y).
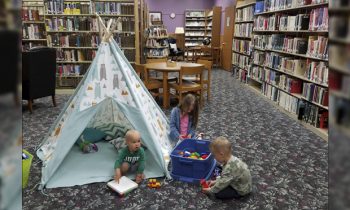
top-left (23, 69), bottom-right (327, 209)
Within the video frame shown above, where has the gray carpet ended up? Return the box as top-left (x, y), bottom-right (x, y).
top-left (23, 69), bottom-right (328, 210)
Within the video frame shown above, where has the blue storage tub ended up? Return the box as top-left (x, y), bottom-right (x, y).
top-left (170, 139), bottom-right (214, 180)
top-left (171, 159), bottom-right (216, 184)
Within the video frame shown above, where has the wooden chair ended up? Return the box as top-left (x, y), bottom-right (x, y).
top-left (169, 65), bottom-right (204, 106)
top-left (182, 59), bottom-right (212, 100)
top-left (199, 46), bottom-right (213, 61)
top-left (134, 64), bottom-right (162, 98)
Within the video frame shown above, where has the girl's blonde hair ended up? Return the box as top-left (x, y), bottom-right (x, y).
top-left (209, 136), bottom-right (232, 156)
top-left (178, 94), bottom-right (199, 128)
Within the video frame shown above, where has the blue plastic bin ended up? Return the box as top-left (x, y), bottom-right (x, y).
top-left (170, 139), bottom-right (214, 180)
top-left (171, 159), bottom-right (216, 184)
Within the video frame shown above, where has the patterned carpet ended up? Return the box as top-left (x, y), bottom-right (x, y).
top-left (23, 69), bottom-right (328, 210)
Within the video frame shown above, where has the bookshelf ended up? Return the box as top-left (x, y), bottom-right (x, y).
top-left (242, 0), bottom-right (330, 138)
top-left (328, 1), bottom-right (350, 138)
top-left (22, 0), bottom-right (47, 51)
top-left (144, 25), bottom-right (169, 59)
top-left (185, 9), bottom-right (206, 48)
top-left (42, 0), bottom-right (142, 88)
top-left (232, 1), bottom-right (255, 83)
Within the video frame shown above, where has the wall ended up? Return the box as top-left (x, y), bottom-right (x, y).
top-left (145, 0), bottom-right (214, 33)
top-left (214, 0), bottom-right (236, 35)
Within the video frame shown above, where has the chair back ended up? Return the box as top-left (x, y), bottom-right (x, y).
top-left (22, 47), bottom-right (56, 99)
top-left (200, 46), bottom-right (213, 59)
top-left (146, 58), bottom-right (167, 63)
top-left (180, 65), bottom-right (204, 87)
top-left (197, 59), bottom-right (212, 71)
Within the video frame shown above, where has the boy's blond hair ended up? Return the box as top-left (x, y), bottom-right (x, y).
top-left (125, 130), bottom-right (140, 142)
top-left (209, 136), bottom-right (232, 156)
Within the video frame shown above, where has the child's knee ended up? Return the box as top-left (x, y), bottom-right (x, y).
top-left (121, 162), bottom-right (129, 173)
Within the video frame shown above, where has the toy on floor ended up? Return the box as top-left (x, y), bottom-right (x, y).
top-left (178, 150), bottom-right (209, 160)
top-left (147, 179), bottom-right (161, 189)
top-left (200, 179), bottom-right (209, 188)
top-left (79, 141), bottom-right (98, 153)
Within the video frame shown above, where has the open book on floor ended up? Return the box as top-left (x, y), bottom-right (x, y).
top-left (107, 176), bottom-right (138, 196)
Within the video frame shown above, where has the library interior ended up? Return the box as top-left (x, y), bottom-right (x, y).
top-left (0, 0), bottom-right (349, 209)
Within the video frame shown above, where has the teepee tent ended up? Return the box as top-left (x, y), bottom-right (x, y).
top-left (36, 17), bottom-right (172, 189)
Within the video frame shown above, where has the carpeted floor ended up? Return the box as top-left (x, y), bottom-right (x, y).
top-left (23, 69), bottom-right (328, 210)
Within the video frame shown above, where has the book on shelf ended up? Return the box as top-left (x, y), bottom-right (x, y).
top-left (298, 100), bottom-right (328, 128)
top-left (47, 34), bottom-right (101, 47)
top-left (251, 66), bottom-right (264, 82)
top-left (146, 38), bottom-right (168, 48)
top-left (236, 5), bottom-right (255, 22)
top-left (146, 48), bottom-right (169, 57)
top-left (22, 24), bottom-right (45, 39)
top-left (306, 36), bottom-right (328, 59)
top-left (234, 23), bottom-right (254, 37)
top-left (233, 40), bottom-right (251, 55)
top-left (22, 8), bottom-right (41, 21)
top-left (57, 64), bottom-right (83, 76)
top-left (302, 82), bottom-right (328, 106)
top-left (253, 51), bottom-right (265, 66)
top-left (148, 26), bottom-right (168, 37)
top-left (107, 177), bottom-right (138, 196)
top-left (233, 53), bottom-right (250, 69)
top-left (255, 1), bottom-right (265, 14)
top-left (281, 58), bottom-right (307, 75)
top-left (262, 0), bottom-right (328, 12)
top-left (279, 91), bottom-right (299, 113)
top-left (56, 49), bottom-right (97, 62)
top-left (262, 82), bottom-right (279, 101)
top-left (305, 60), bottom-right (328, 85)
top-left (309, 7), bottom-right (328, 31)
top-left (94, 2), bottom-right (134, 15)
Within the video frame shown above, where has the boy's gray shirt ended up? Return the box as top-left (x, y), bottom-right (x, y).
top-left (209, 155), bottom-right (252, 196)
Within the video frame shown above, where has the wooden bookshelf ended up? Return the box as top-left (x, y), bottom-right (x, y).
top-left (144, 25), bottom-right (169, 59)
top-left (41, 0), bottom-right (142, 88)
top-left (185, 9), bottom-right (206, 48)
top-left (22, 0), bottom-right (47, 50)
top-left (232, 1), bottom-right (255, 82)
top-left (244, 0), bottom-right (330, 137)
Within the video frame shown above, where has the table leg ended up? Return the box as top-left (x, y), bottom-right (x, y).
top-left (163, 72), bottom-right (169, 109)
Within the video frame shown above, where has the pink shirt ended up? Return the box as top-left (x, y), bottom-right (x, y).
top-left (180, 114), bottom-right (189, 136)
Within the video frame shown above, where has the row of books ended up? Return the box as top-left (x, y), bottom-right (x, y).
top-left (185, 41), bottom-right (203, 47)
top-left (263, 68), bottom-right (281, 86)
top-left (253, 51), bottom-right (265, 66)
top-left (56, 49), bottom-right (97, 61)
top-left (234, 23), bottom-right (253, 37)
top-left (57, 64), bottom-right (82, 76)
top-left (250, 66), bottom-right (264, 82)
top-left (304, 60), bottom-right (328, 85)
top-left (148, 27), bottom-right (167, 37)
top-left (236, 5), bottom-right (254, 22)
top-left (254, 9), bottom-right (328, 32)
top-left (233, 53), bottom-right (250, 69)
top-left (22, 24), bottom-right (45, 39)
top-left (264, 52), bottom-right (283, 69)
top-left (233, 40), bottom-right (252, 55)
top-left (185, 11), bottom-right (205, 17)
top-left (185, 32), bottom-right (205, 36)
top-left (22, 42), bottom-right (45, 51)
top-left (114, 33), bottom-right (135, 48)
top-left (280, 58), bottom-right (307, 75)
top-left (94, 3), bottom-right (134, 15)
top-left (145, 39), bottom-right (168, 48)
top-left (22, 9), bottom-right (42, 21)
top-left (261, 0), bottom-right (328, 13)
top-left (46, 17), bottom-right (135, 32)
top-left (279, 74), bottom-right (303, 93)
top-left (185, 22), bottom-right (205, 27)
top-left (302, 83), bottom-right (329, 106)
top-left (299, 101), bottom-right (328, 128)
top-left (47, 34), bottom-right (100, 47)
top-left (62, 2), bottom-right (90, 15)
top-left (253, 35), bottom-right (267, 49)
top-left (46, 17), bottom-right (98, 31)
top-left (262, 82), bottom-right (279, 101)
top-left (279, 90), bottom-right (299, 114)
top-left (265, 34), bottom-right (328, 59)
top-left (146, 49), bottom-right (169, 57)
top-left (238, 68), bottom-right (248, 83)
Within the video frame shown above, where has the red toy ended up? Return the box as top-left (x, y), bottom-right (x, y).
top-left (200, 179), bottom-right (209, 188)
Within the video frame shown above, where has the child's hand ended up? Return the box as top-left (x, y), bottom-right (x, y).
top-left (135, 173), bottom-right (144, 184)
top-left (209, 180), bottom-right (216, 187)
top-left (114, 169), bottom-right (121, 184)
top-left (202, 187), bottom-right (211, 194)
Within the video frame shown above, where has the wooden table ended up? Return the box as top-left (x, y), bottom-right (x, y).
top-left (144, 62), bottom-right (204, 108)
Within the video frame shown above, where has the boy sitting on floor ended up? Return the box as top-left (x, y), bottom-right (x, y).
top-left (202, 136), bottom-right (252, 199)
top-left (114, 130), bottom-right (145, 184)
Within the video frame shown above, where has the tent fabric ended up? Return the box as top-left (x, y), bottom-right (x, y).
top-left (36, 37), bottom-right (172, 189)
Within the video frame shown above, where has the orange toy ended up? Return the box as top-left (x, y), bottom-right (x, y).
top-left (148, 179), bottom-right (161, 189)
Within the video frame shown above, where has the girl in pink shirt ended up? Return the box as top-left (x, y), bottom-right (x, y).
top-left (169, 94), bottom-right (200, 142)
